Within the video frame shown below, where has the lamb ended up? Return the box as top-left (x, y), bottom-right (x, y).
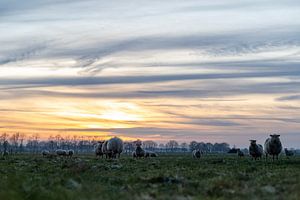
top-left (55, 149), bottom-right (68, 157)
top-left (42, 150), bottom-right (50, 157)
top-left (95, 141), bottom-right (104, 158)
top-left (284, 148), bottom-right (294, 157)
top-left (106, 137), bottom-right (124, 158)
top-left (192, 149), bottom-right (202, 158)
top-left (145, 150), bottom-right (158, 157)
top-left (249, 140), bottom-right (263, 160)
top-left (264, 134), bottom-right (282, 160)
top-left (237, 149), bottom-right (244, 157)
top-left (68, 150), bottom-right (74, 157)
top-left (134, 140), bottom-right (145, 158)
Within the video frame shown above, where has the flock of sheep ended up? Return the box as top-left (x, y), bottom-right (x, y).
top-left (247, 134), bottom-right (294, 160)
top-left (36, 134), bottom-right (295, 160)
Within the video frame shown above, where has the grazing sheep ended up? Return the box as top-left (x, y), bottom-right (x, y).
top-left (68, 150), bottom-right (74, 157)
top-left (101, 140), bottom-right (112, 158)
top-left (107, 137), bottom-right (124, 158)
top-left (145, 150), bottom-right (158, 157)
top-left (56, 149), bottom-right (67, 157)
top-left (42, 150), bottom-right (50, 157)
top-left (192, 149), bottom-right (202, 158)
top-left (249, 140), bottom-right (263, 160)
top-left (95, 142), bottom-right (104, 158)
top-left (284, 148), bottom-right (294, 157)
top-left (134, 140), bottom-right (145, 158)
top-left (264, 134), bottom-right (282, 160)
top-left (237, 149), bottom-right (244, 158)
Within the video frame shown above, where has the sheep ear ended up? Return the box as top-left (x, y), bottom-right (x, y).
top-left (277, 135), bottom-right (280, 137)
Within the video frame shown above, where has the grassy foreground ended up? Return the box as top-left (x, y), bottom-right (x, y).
top-left (0, 154), bottom-right (299, 200)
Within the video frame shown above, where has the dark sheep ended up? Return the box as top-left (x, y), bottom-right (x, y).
top-left (249, 140), bottom-right (263, 160)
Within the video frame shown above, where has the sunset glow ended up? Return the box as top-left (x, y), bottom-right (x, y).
top-left (1, 0), bottom-right (300, 147)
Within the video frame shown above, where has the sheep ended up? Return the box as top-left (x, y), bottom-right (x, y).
top-left (264, 134), bottom-right (282, 160)
top-left (55, 149), bottom-right (68, 157)
top-left (192, 149), bottom-right (202, 159)
top-left (95, 141), bottom-right (104, 158)
top-left (249, 140), bottom-right (263, 160)
top-left (101, 140), bottom-right (112, 159)
top-left (67, 150), bottom-right (74, 157)
top-left (145, 150), bottom-right (158, 157)
top-left (134, 140), bottom-right (145, 158)
top-left (106, 137), bottom-right (124, 159)
top-left (42, 150), bottom-right (50, 157)
top-left (237, 149), bottom-right (244, 158)
top-left (284, 148), bottom-right (294, 157)
top-left (132, 151), bottom-right (137, 158)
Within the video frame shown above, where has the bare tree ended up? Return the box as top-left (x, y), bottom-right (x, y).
top-left (166, 140), bottom-right (179, 152)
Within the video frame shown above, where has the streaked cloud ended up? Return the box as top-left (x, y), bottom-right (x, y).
top-left (0, 0), bottom-right (300, 147)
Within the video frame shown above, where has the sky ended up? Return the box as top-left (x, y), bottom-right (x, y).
top-left (0, 0), bottom-right (300, 148)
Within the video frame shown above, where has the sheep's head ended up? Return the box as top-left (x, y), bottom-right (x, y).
top-left (249, 140), bottom-right (257, 145)
top-left (134, 140), bottom-right (142, 147)
top-left (270, 134), bottom-right (281, 143)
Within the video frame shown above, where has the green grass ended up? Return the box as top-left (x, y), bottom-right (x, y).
top-left (0, 154), bottom-right (299, 200)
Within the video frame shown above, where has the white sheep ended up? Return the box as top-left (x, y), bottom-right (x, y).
top-left (106, 137), bottom-right (124, 159)
top-left (249, 140), bottom-right (263, 160)
top-left (95, 142), bottom-right (104, 158)
top-left (192, 149), bottom-right (202, 158)
top-left (101, 140), bottom-right (111, 158)
top-left (264, 134), bottom-right (282, 160)
top-left (56, 149), bottom-right (67, 157)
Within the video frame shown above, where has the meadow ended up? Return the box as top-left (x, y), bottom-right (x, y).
top-left (0, 154), bottom-right (299, 200)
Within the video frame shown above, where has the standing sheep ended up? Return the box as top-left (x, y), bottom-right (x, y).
top-left (192, 149), bottom-right (202, 159)
top-left (249, 140), bottom-right (263, 160)
top-left (107, 137), bottom-right (124, 159)
top-left (102, 140), bottom-right (112, 159)
top-left (67, 150), bottom-right (74, 157)
top-left (264, 134), bottom-right (282, 160)
top-left (284, 148), bottom-right (294, 157)
top-left (237, 149), bottom-right (244, 158)
top-left (56, 149), bottom-right (67, 157)
top-left (132, 151), bottom-right (137, 158)
top-left (95, 141), bottom-right (104, 158)
top-left (134, 140), bottom-right (145, 158)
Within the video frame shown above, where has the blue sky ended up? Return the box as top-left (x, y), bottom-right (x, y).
top-left (0, 0), bottom-right (300, 147)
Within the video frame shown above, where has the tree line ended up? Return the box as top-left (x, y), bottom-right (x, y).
top-left (0, 133), bottom-right (231, 154)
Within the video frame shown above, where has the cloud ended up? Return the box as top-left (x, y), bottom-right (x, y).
top-left (1, 71), bottom-right (300, 87)
top-left (276, 95), bottom-right (300, 101)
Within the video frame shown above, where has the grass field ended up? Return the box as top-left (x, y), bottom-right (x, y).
top-left (0, 154), bottom-right (299, 200)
